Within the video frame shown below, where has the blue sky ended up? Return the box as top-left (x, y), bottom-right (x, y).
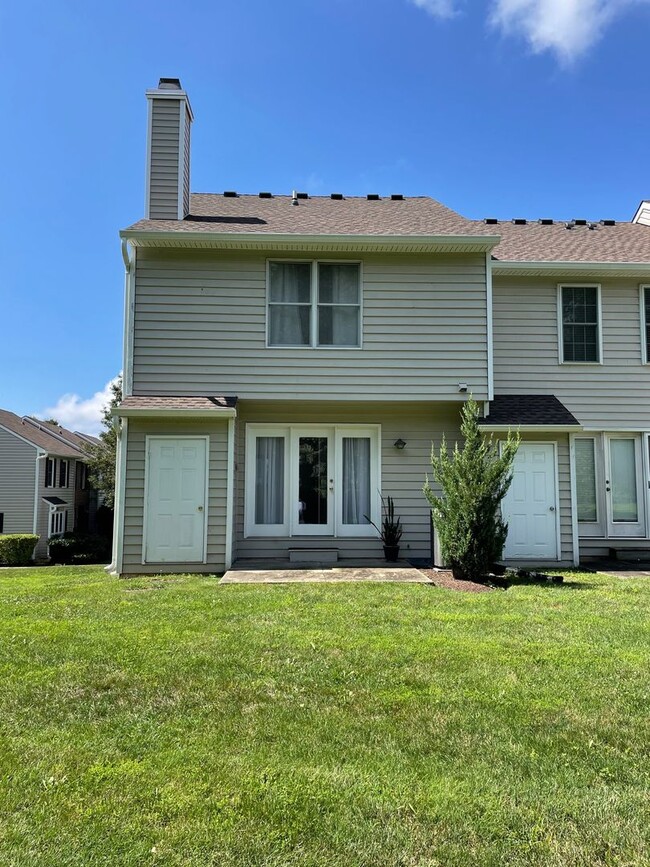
top-left (1, 0), bottom-right (649, 433)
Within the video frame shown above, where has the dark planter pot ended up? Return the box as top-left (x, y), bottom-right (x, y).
top-left (383, 544), bottom-right (400, 563)
top-left (451, 564), bottom-right (467, 581)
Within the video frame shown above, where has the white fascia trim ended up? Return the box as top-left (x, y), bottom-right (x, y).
top-left (485, 252), bottom-right (494, 401)
top-left (632, 200), bottom-right (650, 224)
top-left (225, 417), bottom-right (235, 570)
top-left (480, 424), bottom-right (583, 433)
top-left (494, 260), bottom-right (650, 275)
top-left (144, 97), bottom-right (153, 219)
top-left (114, 408), bottom-right (237, 420)
top-left (120, 230), bottom-right (502, 252)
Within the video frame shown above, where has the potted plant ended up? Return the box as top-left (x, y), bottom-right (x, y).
top-left (368, 495), bottom-right (403, 562)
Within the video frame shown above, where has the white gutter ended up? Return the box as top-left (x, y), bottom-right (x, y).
top-left (120, 230), bottom-right (502, 253)
top-left (225, 417), bottom-right (235, 570)
top-left (479, 424), bottom-right (583, 433)
top-left (33, 451), bottom-right (46, 536)
top-left (485, 252), bottom-right (494, 402)
top-left (493, 260), bottom-right (650, 275)
top-left (568, 434), bottom-right (580, 566)
top-left (113, 407), bottom-right (237, 420)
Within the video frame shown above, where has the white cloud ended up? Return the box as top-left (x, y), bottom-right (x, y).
top-left (40, 376), bottom-right (120, 436)
top-left (489, 0), bottom-right (648, 63)
top-left (410, 0), bottom-right (460, 19)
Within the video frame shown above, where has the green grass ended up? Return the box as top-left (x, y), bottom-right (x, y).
top-left (0, 567), bottom-right (648, 866)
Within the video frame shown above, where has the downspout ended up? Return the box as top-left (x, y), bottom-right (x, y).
top-left (106, 415), bottom-right (128, 575)
top-left (225, 417), bottom-right (235, 570)
top-left (485, 251), bottom-right (494, 402)
top-left (121, 239), bottom-right (135, 397)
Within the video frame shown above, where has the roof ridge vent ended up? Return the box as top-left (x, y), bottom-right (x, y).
top-left (512, 218), bottom-right (527, 225)
top-left (223, 190), bottom-right (238, 198)
top-left (296, 192), bottom-right (309, 200)
top-left (484, 217), bottom-right (498, 224)
top-left (539, 218), bottom-right (554, 225)
top-left (330, 193), bottom-right (343, 200)
top-left (601, 219), bottom-right (616, 226)
top-left (367, 194), bottom-right (380, 200)
top-left (258, 192), bottom-right (273, 198)
top-left (390, 194), bottom-right (404, 201)
top-left (573, 219), bottom-right (587, 226)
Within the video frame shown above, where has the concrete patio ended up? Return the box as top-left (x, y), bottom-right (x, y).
top-left (219, 559), bottom-right (431, 584)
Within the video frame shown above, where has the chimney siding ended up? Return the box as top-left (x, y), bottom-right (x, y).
top-left (145, 80), bottom-right (192, 220)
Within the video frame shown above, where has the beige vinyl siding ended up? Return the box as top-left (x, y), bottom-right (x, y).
top-left (0, 427), bottom-right (37, 536)
top-left (35, 457), bottom-right (77, 559)
top-left (493, 276), bottom-right (650, 428)
top-left (507, 432), bottom-right (574, 567)
top-left (132, 250), bottom-right (489, 401)
top-left (122, 419), bottom-right (228, 574)
top-left (148, 99), bottom-right (180, 220)
top-left (235, 400), bottom-right (462, 561)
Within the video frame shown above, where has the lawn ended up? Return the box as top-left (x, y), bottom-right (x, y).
top-left (0, 567), bottom-right (648, 866)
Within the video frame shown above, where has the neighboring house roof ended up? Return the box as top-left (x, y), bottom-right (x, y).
top-left (0, 409), bottom-right (88, 458)
top-left (117, 395), bottom-right (237, 413)
top-left (480, 395), bottom-right (581, 427)
top-left (122, 192), bottom-right (650, 264)
top-left (42, 496), bottom-right (67, 506)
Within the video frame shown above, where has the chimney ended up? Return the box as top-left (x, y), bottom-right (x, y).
top-left (633, 200), bottom-right (650, 227)
top-left (145, 78), bottom-right (193, 220)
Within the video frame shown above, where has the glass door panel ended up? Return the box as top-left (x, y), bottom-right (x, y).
top-left (606, 435), bottom-right (644, 537)
top-left (292, 430), bottom-right (333, 535)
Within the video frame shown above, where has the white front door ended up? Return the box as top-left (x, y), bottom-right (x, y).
top-left (291, 429), bottom-right (334, 535)
top-left (145, 437), bottom-right (208, 563)
top-left (502, 443), bottom-right (558, 560)
top-left (605, 435), bottom-right (645, 537)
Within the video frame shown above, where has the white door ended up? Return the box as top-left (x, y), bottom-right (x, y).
top-left (145, 437), bottom-right (208, 563)
top-left (291, 429), bottom-right (334, 535)
top-left (502, 443), bottom-right (558, 559)
top-left (605, 435), bottom-right (644, 537)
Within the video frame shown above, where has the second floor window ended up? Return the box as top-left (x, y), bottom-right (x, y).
top-left (643, 286), bottom-right (650, 363)
top-left (560, 285), bottom-right (600, 363)
top-left (45, 457), bottom-right (56, 488)
top-left (59, 460), bottom-right (69, 488)
top-left (268, 261), bottom-right (361, 348)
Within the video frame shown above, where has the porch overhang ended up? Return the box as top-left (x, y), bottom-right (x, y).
top-left (114, 395), bottom-right (238, 420)
top-left (493, 260), bottom-right (650, 279)
top-left (479, 424), bottom-right (584, 433)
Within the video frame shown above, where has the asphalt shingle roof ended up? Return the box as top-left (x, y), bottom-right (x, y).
top-left (118, 396), bottom-right (237, 411)
top-left (0, 410), bottom-right (88, 458)
top-left (480, 395), bottom-right (581, 427)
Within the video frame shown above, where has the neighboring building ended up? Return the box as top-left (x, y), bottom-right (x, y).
top-left (0, 411), bottom-right (100, 559)
top-left (110, 78), bottom-right (650, 575)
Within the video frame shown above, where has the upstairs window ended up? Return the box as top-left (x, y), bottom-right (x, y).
top-left (59, 460), bottom-right (69, 488)
top-left (45, 458), bottom-right (56, 488)
top-left (268, 261), bottom-right (361, 348)
top-left (641, 286), bottom-right (650, 364)
top-left (560, 285), bottom-right (601, 363)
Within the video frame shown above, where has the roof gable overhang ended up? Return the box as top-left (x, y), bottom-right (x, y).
top-left (120, 230), bottom-right (501, 255)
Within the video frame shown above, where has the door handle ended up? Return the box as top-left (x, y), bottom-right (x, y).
top-left (549, 506), bottom-right (555, 512)
top-left (197, 506), bottom-right (204, 512)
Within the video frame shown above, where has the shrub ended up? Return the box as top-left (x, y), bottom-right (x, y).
top-left (48, 533), bottom-right (111, 565)
top-left (0, 534), bottom-right (40, 566)
top-left (423, 397), bottom-right (520, 583)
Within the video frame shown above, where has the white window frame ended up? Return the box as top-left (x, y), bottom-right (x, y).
top-left (48, 507), bottom-right (67, 538)
top-left (557, 283), bottom-right (603, 365)
top-left (45, 457), bottom-right (56, 489)
top-left (58, 459), bottom-right (69, 489)
top-left (244, 423), bottom-right (380, 538)
top-left (266, 260), bottom-right (363, 349)
top-left (640, 284), bottom-right (650, 365)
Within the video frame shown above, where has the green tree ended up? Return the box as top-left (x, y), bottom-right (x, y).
top-left (423, 397), bottom-right (520, 583)
top-left (83, 377), bottom-right (122, 509)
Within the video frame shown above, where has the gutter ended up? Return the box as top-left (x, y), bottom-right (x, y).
top-left (106, 416), bottom-right (128, 576)
top-left (493, 260), bottom-right (650, 275)
top-left (479, 424), bottom-right (583, 433)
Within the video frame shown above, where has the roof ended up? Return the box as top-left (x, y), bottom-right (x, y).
top-left (0, 409), bottom-right (87, 458)
top-left (26, 419), bottom-right (100, 451)
top-left (122, 193), bottom-right (650, 264)
top-left (479, 395), bottom-right (581, 427)
top-left (126, 193), bottom-right (486, 237)
top-left (117, 395), bottom-right (237, 415)
top-left (42, 496), bottom-right (67, 507)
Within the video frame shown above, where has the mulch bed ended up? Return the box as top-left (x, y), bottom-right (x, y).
top-left (419, 568), bottom-right (493, 593)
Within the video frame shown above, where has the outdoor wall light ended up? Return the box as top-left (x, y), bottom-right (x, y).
top-left (394, 438), bottom-right (406, 450)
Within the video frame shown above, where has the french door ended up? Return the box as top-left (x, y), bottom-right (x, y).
top-left (605, 435), bottom-right (645, 537)
top-left (245, 424), bottom-right (380, 538)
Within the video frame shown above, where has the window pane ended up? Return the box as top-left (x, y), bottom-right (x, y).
top-left (255, 437), bottom-right (284, 524)
top-left (298, 437), bottom-right (328, 525)
top-left (610, 439), bottom-right (638, 522)
top-left (575, 439), bottom-right (597, 522)
top-left (318, 263), bottom-right (360, 304)
top-left (562, 287), bottom-right (599, 362)
top-left (318, 306), bottom-right (360, 346)
top-left (269, 262), bottom-right (311, 302)
top-left (342, 438), bottom-right (370, 525)
top-left (645, 287), bottom-right (650, 360)
top-left (269, 304), bottom-right (310, 345)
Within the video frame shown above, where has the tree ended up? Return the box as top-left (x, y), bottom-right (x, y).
top-left (83, 377), bottom-right (122, 509)
top-left (423, 397), bottom-right (520, 583)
